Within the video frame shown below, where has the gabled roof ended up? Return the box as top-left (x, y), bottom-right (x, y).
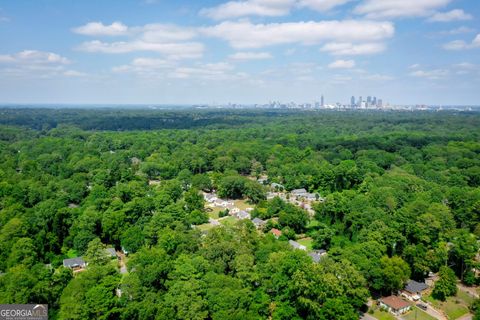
top-left (380, 296), bottom-right (411, 310)
top-left (105, 248), bottom-right (116, 257)
top-left (63, 257), bottom-right (86, 268)
top-left (252, 217), bottom-right (265, 225)
top-left (404, 280), bottom-right (428, 294)
top-left (291, 188), bottom-right (307, 194)
top-left (289, 240), bottom-right (307, 250)
top-left (271, 228), bottom-right (282, 237)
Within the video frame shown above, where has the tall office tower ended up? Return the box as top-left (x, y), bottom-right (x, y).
top-left (321, 95), bottom-right (324, 107)
top-left (351, 96), bottom-right (355, 107)
top-left (372, 96), bottom-right (377, 106)
top-left (358, 96), bottom-right (362, 108)
top-left (367, 96), bottom-right (372, 106)
top-left (378, 99), bottom-right (383, 108)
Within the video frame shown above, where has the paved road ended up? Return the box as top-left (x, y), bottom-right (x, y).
top-left (457, 314), bottom-right (473, 320)
top-left (360, 314), bottom-right (377, 320)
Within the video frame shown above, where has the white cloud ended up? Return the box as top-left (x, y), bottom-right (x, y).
top-left (364, 74), bottom-right (394, 81)
top-left (140, 24), bottom-right (197, 42)
top-left (328, 59), bottom-right (355, 69)
top-left (0, 50), bottom-right (87, 78)
top-left (354, 0), bottom-right (451, 19)
top-left (439, 26), bottom-right (475, 35)
top-left (409, 63), bottom-right (420, 69)
top-left (443, 34), bottom-right (480, 50)
top-left (0, 50), bottom-right (70, 65)
top-left (169, 62), bottom-right (244, 80)
top-left (298, 0), bottom-right (354, 12)
top-left (200, 0), bottom-right (295, 20)
top-left (428, 9), bottom-right (473, 22)
top-left (77, 40), bottom-right (204, 59)
top-left (202, 20), bottom-right (394, 49)
top-left (410, 68), bottom-right (449, 79)
top-left (229, 51), bottom-right (273, 60)
top-left (73, 22), bottom-right (129, 36)
top-left (320, 42), bottom-right (386, 55)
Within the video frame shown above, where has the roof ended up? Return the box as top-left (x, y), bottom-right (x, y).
top-left (271, 183), bottom-right (284, 188)
top-left (289, 240), bottom-right (307, 250)
top-left (309, 252), bottom-right (325, 263)
top-left (380, 296), bottom-right (411, 310)
top-left (63, 257), bottom-right (86, 268)
top-left (105, 248), bottom-right (116, 257)
top-left (404, 280), bottom-right (428, 294)
top-left (291, 188), bottom-right (307, 194)
top-left (252, 217), bottom-right (265, 225)
top-left (271, 228), bottom-right (282, 237)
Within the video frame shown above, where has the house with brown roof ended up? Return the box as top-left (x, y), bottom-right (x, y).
top-left (379, 296), bottom-right (411, 315)
top-left (271, 228), bottom-right (282, 238)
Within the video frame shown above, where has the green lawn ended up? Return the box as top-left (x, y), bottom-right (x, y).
top-left (233, 199), bottom-right (253, 211)
top-left (207, 207), bottom-right (222, 219)
top-left (425, 294), bottom-right (470, 320)
top-left (219, 216), bottom-right (237, 227)
top-left (456, 289), bottom-right (475, 305)
top-left (297, 238), bottom-right (314, 250)
top-left (372, 309), bottom-right (396, 320)
top-left (196, 223), bottom-right (215, 232)
top-left (402, 307), bottom-right (436, 320)
top-left (306, 220), bottom-right (320, 229)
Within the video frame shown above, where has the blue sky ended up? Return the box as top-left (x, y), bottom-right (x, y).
top-left (0, 0), bottom-right (479, 105)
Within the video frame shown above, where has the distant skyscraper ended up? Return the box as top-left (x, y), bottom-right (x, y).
top-left (358, 96), bottom-right (362, 108)
top-left (321, 95), bottom-right (324, 107)
top-left (372, 96), bottom-right (377, 106)
top-left (378, 99), bottom-right (383, 108)
top-left (351, 96), bottom-right (355, 107)
top-left (367, 96), bottom-right (372, 106)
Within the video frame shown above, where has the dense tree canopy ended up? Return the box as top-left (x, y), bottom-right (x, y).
top-left (0, 108), bottom-right (479, 319)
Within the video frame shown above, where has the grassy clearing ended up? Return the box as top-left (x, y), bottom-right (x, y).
top-left (372, 309), bottom-right (396, 320)
top-left (297, 238), bottom-right (314, 250)
top-left (425, 294), bottom-right (470, 320)
top-left (234, 199), bottom-right (253, 211)
top-left (196, 223), bottom-right (215, 232)
top-left (403, 307), bottom-right (436, 320)
top-left (219, 216), bottom-right (237, 227)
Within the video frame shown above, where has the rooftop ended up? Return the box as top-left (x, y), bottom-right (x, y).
top-left (380, 296), bottom-right (411, 310)
top-left (404, 280), bottom-right (428, 294)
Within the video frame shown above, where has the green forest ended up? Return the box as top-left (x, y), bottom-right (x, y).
top-left (1, 108), bottom-right (480, 319)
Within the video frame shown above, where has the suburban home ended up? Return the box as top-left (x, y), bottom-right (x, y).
top-left (400, 280), bottom-right (429, 301)
top-left (271, 228), bottom-right (282, 238)
top-left (425, 272), bottom-right (439, 287)
top-left (204, 193), bottom-right (217, 203)
top-left (379, 296), bottom-right (411, 315)
top-left (252, 217), bottom-right (266, 229)
top-left (105, 247), bottom-right (117, 259)
top-left (271, 183), bottom-right (285, 191)
top-left (309, 249), bottom-right (327, 263)
top-left (289, 240), bottom-right (307, 251)
top-left (63, 257), bottom-right (86, 271)
top-left (227, 205), bottom-right (240, 214)
top-left (291, 188), bottom-right (308, 196)
top-left (257, 178), bottom-right (268, 185)
top-left (235, 210), bottom-right (251, 220)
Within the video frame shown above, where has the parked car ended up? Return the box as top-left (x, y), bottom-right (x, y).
top-left (417, 303), bottom-right (428, 311)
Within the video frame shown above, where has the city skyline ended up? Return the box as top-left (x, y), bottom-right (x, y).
top-left (0, 0), bottom-right (479, 105)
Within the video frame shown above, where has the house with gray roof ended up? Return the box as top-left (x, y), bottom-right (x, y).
top-left (308, 250), bottom-right (327, 263)
top-left (63, 257), bottom-right (86, 270)
top-left (400, 280), bottom-right (429, 301)
top-left (289, 240), bottom-right (307, 251)
top-left (105, 248), bottom-right (117, 258)
top-left (235, 210), bottom-right (251, 220)
top-left (252, 217), bottom-right (266, 229)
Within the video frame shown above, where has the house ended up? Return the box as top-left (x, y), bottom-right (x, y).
top-left (257, 178), bottom-right (268, 185)
top-left (227, 205), bottom-right (240, 214)
top-left (289, 240), bottom-right (307, 251)
top-left (291, 188), bottom-right (308, 196)
top-left (236, 210), bottom-right (251, 220)
top-left (379, 296), bottom-right (411, 315)
top-left (425, 272), bottom-right (439, 287)
top-left (105, 247), bottom-right (117, 258)
top-left (400, 280), bottom-right (429, 301)
top-left (309, 250), bottom-right (327, 263)
top-left (271, 183), bottom-right (285, 191)
top-left (63, 257), bottom-right (86, 271)
top-left (271, 228), bottom-right (282, 238)
top-left (204, 193), bottom-right (218, 203)
top-left (252, 217), bottom-right (266, 229)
